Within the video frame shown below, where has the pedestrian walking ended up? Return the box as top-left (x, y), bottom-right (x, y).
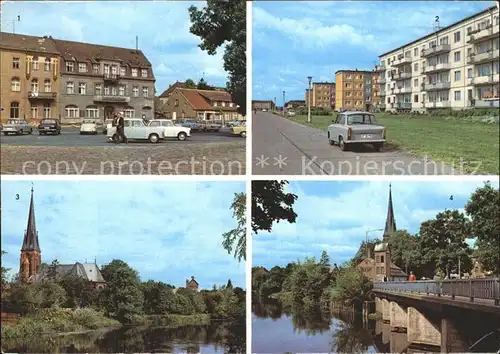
top-left (408, 271), bottom-right (416, 281)
top-left (117, 113), bottom-right (127, 144)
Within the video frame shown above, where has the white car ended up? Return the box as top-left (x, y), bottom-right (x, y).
top-left (2, 119), bottom-right (33, 135)
top-left (106, 118), bottom-right (165, 143)
top-left (80, 120), bottom-right (98, 135)
top-left (148, 119), bottom-right (191, 141)
top-left (287, 111), bottom-right (296, 116)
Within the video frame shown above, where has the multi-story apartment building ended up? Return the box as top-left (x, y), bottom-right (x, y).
top-left (379, 5), bottom-right (499, 113)
top-left (252, 100), bottom-right (275, 111)
top-left (335, 70), bottom-right (379, 111)
top-left (0, 32), bottom-right (61, 123)
top-left (52, 39), bottom-right (155, 123)
top-left (305, 82), bottom-right (335, 109)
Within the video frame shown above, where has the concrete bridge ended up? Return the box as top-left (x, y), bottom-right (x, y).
top-left (372, 278), bottom-right (500, 353)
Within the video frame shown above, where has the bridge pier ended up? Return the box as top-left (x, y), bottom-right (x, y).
top-left (390, 301), bottom-right (407, 330)
top-left (440, 317), bottom-right (470, 352)
top-left (390, 330), bottom-right (409, 353)
top-left (382, 321), bottom-right (391, 344)
top-left (407, 307), bottom-right (441, 347)
top-left (382, 298), bottom-right (390, 322)
top-left (375, 297), bottom-right (383, 316)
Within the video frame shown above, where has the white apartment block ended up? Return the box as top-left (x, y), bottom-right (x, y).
top-left (378, 5), bottom-right (499, 112)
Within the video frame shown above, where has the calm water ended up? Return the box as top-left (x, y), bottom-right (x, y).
top-left (3, 321), bottom-right (245, 353)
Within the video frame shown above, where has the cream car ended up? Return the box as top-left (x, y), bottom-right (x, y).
top-left (80, 120), bottom-right (98, 135)
top-left (106, 118), bottom-right (165, 143)
top-left (148, 119), bottom-right (191, 141)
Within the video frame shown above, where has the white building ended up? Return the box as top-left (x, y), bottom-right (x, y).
top-left (379, 6), bottom-right (499, 113)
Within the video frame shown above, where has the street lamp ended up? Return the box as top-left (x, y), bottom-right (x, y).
top-left (282, 90), bottom-right (286, 116)
top-left (365, 228), bottom-right (384, 257)
top-left (307, 76), bottom-right (312, 123)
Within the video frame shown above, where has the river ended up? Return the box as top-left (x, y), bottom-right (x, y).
top-left (3, 320), bottom-right (245, 353)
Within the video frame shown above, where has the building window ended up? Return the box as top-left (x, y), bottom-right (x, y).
top-left (454, 31), bottom-right (460, 43)
top-left (454, 70), bottom-right (461, 81)
top-left (11, 77), bottom-right (20, 92)
top-left (65, 105), bottom-right (79, 118)
top-left (66, 61), bottom-right (74, 72)
top-left (229, 102), bottom-right (233, 107)
top-left (103, 64), bottom-right (109, 75)
top-left (33, 57), bottom-right (39, 70)
top-left (12, 57), bottom-right (20, 69)
top-left (66, 82), bottom-right (74, 94)
top-left (214, 101), bottom-right (218, 107)
top-left (467, 68), bottom-right (473, 78)
top-left (142, 87), bottom-right (148, 97)
top-left (454, 90), bottom-right (461, 101)
top-left (120, 67), bottom-right (126, 76)
top-left (124, 109), bottom-right (134, 118)
top-left (95, 84), bottom-right (102, 95)
top-left (10, 102), bottom-right (20, 118)
top-left (133, 86), bottom-right (139, 97)
top-left (31, 79), bottom-right (39, 93)
top-left (131, 68), bottom-right (138, 77)
top-left (79, 83), bottom-right (86, 95)
top-left (111, 87), bottom-right (117, 96)
top-left (104, 86), bottom-right (110, 95)
top-left (141, 69), bottom-right (148, 77)
top-left (78, 63), bottom-right (87, 73)
top-left (111, 66), bottom-right (118, 76)
top-left (414, 94), bottom-right (419, 102)
top-left (31, 104), bottom-right (38, 119)
top-left (381, 255), bottom-right (384, 263)
top-left (44, 58), bottom-right (51, 71)
top-left (44, 79), bottom-right (51, 92)
top-left (454, 51), bottom-right (461, 62)
top-left (93, 64), bottom-right (99, 74)
top-left (119, 85), bottom-right (125, 96)
top-left (86, 106), bottom-right (99, 118)
top-left (174, 99), bottom-right (179, 107)
top-left (43, 103), bottom-right (51, 118)
top-left (414, 78), bottom-right (418, 87)
top-left (413, 48), bottom-right (418, 56)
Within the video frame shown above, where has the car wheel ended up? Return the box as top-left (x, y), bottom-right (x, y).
top-left (373, 143), bottom-right (383, 152)
top-left (3, 132), bottom-right (8, 136)
top-left (80, 132), bottom-right (83, 135)
top-left (177, 132), bottom-right (187, 141)
top-left (339, 136), bottom-right (348, 151)
top-left (57, 131), bottom-right (61, 135)
top-left (19, 129), bottom-right (23, 135)
top-left (148, 133), bottom-right (159, 143)
top-left (240, 131), bottom-right (247, 138)
top-left (328, 132), bottom-right (335, 146)
top-left (29, 129), bottom-right (33, 135)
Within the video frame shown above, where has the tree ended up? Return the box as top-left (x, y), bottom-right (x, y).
top-left (188, 0), bottom-right (246, 114)
top-left (388, 231), bottom-right (422, 275)
top-left (99, 260), bottom-right (144, 323)
top-left (185, 78), bottom-right (197, 88)
top-left (252, 181), bottom-right (298, 233)
top-left (197, 78), bottom-right (211, 90)
top-left (465, 182), bottom-right (500, 275)
top-left (329, 266), bottom-right (373, 307)
top-left (351, 238), bottom-right (382, 265)
top-left (419, 209), bottom-right (472, 278)
top-left (141, 280), bottom-right (175, 315)
top-left (222, 192), bottom-right (246, 262)
top-left (59, 274), bottom-right (99, 308)
top-left (47, 259), bottom-right (59, 281)
top-left (226, 279), bottom-right (233, 289)
top-left (319, 251), bottom-right (330, 267)
top-left (1, 250), bottom-right (10, 288)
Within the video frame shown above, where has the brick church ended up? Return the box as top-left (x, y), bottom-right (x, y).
top-left (357, 184), bottom-right (407, 282)
top-left (19, 187), bottom-right (106, 289)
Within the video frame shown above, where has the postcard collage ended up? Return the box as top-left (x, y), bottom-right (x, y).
top-left (0, 1), bottom-right (499, 353)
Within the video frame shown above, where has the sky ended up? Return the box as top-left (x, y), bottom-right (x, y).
top-left (252, 0), bottom-right (497, 102)
top-left (1, 1), bottom-right (228, 95)
top-left (252, 179), bottom-right (499, 270)
top-left (1, 180), bottom-right (246, 289)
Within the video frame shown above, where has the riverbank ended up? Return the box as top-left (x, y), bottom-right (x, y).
top-left (131, 313), bottom-right (211, 327)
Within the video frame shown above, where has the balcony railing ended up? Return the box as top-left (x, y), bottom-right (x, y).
top-left (423, 63), bottom-right (451, 73)
top-left (423, 81), bottom-right (451, 91)
top-left (395, 86), bottom-right (412, 94)
top-left (93, 95), bottom-right (130, 103)
top-left (470, 74), bottom-right (500, 85)
top-left (392, 56), bottom-right (412, 67)
top-left (28, 91), bottom-right (57, 100)
top-left (474, 99), bottom-right (499, 108)
top-left (379, 77), bottom-right (387, 84)
top-left (375, 64), bottom-right (386, 72)
top-left (467, 24), bottom-right (499, 43)
top-left (103, 73), bottom-right (121, 82)
top-left (467, 49), bottom-right (500, 64)
top-left (425, 101), bottom-right (451, 108)
top-left (421, 44), bottom-right (451, 57)
top-left (392, 72), bottom-right (412, 80)
top-left (394, 102), bottom-right (411, 109)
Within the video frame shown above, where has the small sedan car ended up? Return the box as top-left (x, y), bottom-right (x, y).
top-left (80, 120), bottom-right (98, 135)
top-left (148, 119), bottom-right (191, 141)
top-left (231, 121), bottom-right (246, 137)
top-left (327, 111), bottom-right (386, 151)
top-left (1, 119), bottom-right (33, 135)
top-left (38, 119), bottom-right (61, 135)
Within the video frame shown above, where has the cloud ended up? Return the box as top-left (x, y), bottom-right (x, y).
top-left (253, 180), bottom-right (498, 270)
top-left (2, 1), bottom-right (228, 93)
top-left (1, 181), bottom-right (246, 289)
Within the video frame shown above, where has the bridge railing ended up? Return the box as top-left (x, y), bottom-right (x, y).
top-left (373, 278), bottom-right (500, 305)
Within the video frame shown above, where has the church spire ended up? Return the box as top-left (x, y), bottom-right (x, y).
top-left (383, 183), bottom-right (396, 241)
top-left (21, 186), bottom-right (40, 252)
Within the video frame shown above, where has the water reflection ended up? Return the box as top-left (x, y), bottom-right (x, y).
top-left (3, 320), bottom-right (245, 353)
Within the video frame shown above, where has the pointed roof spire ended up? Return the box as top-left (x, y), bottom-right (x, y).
top-left (22, 185), bottom-right (40, 251)
top-left (383, 183), bottom-right (396, 241)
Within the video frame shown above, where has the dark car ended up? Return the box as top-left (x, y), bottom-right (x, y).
top-left (38, 119), bottom-right (61, 135)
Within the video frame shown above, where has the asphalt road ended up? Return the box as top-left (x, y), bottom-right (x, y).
top-left (1, 127), bottom-right (241, 147)
top-left (252, 112), bottom-right (460, 175)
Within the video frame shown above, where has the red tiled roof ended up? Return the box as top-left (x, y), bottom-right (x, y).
top-left (0, 32), bottom-right (59, 54)
top-left (178, 89), bottom-right (212, 110)
top-left (159, 81), bottom-right (188, 98)
top-left (198, 90), bottom-right (233, 102)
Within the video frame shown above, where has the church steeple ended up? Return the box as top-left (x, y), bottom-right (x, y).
top-left (20, 185), bottom-right (41, 282)
top-left (383, 183), bottom-right (396, 241)
top-left (22, 186), bottom-right (40, 252)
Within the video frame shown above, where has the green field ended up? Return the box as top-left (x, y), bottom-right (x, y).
top-left (288, 113), bottom-right (499, 174)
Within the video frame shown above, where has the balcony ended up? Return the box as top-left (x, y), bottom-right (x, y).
top-left (421, 44), bottom-right (451, 57)
top-left (379, 77), bottom-right (387, 84)
top-left (374, 64), bottom-right (386, 72)
top-left (467, 49), bottom-right (500, 64)
top-left (474, 99), bottom-right (499, 108)
top-left (470, 74), bottom-right (500, 85)
top-left (425, 101), bottom-right (451, 108)
top-left (93, 95), bottom-right (130, 103)
top-left (467, 25), bottom-right (499, 43)
top-left (395, 86), bottom-right (412, 94)
top-left (423, 63), bottom-right (451, 73)
top-left (392, 72), bottom-right (412, 80)
top-left (395, 102), bottom-right (411, 109)
top-left (380, 90), bottom-right (386, 96)
top-left (422, 82), bottom-right (451, 91)
top-left (392, 56), bottom-right (412, 67)
top-left (103, 73), bottom-right (121, 82)
top-left (28, 91), bottom-right (57, 100)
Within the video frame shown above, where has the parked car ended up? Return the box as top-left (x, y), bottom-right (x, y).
top-left (38, 119), bottom-right (61, 135)
top-left (262, 109), bottom-right (267, 112)
top-left (106, 117), bottom-right (164, 143)
top-left (80, 120), bottom-right (98, 135)
top-left (199, 120), bottom-right (222, 132)
top-left (287, 111), bottom-right (296, 116)
top-left (226, 120), bottom-right (242, 127)
top-left (231, 121), bottom-right (246, 137)
top-left (1, 119), bottom-right (33, 135)
top-left (327, 111), bottom-right (386, 151)
top-left (181, 119), bottom-right (202, 131)
top-left (102, 118), bottom-right (114, 134)
top-left (148, 119), bottom-right (191, 141)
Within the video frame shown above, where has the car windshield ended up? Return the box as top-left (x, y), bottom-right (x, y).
top-left (83, 120), bottom-right (95, 124)
top-left (41, 119), bottom-right (56, 124)
top-left (347, 114), bottom-right (376, 125)
top-left (7, 120), bottom-right (20, 124)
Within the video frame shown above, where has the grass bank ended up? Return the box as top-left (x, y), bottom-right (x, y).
top-left (288, 113), bottom-right (499, 174)
top-left (131, 313), bottom-right (211, 328)
top-left (1, 308), bottom-right (120, 344)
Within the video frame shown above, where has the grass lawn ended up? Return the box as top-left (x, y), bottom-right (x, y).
top-left (288, 113), bottom-right (499, 174)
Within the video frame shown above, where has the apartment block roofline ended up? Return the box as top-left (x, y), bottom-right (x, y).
top-left (335, 69), bottom-right (374, 74)
top-left (379, 5), bottom-right (497, 58)
top-left (0, 31), bottom-right (59, 54)
top-left (313, 81), bottom-right (336, 84)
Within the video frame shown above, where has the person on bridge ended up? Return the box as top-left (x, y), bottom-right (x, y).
top-left (408, 271), bottom-right (416, 281)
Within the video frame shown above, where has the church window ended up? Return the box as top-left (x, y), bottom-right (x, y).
top-left (381, 255), bottom-right (385, 263)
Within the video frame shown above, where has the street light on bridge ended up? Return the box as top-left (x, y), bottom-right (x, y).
top-left (282, 90), bottom-right (286, 116)
top-left (307, 76), bottom-right (312, 123)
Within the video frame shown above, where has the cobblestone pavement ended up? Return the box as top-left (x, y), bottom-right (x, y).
top-left (1, 141), bottom-right (246, 175)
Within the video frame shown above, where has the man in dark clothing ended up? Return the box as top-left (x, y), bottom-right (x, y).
top-left (117, 113), bottom-right (127, 144)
